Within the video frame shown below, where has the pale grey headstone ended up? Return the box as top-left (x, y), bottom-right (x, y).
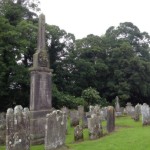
top-left (45, 110), bottom-right (67, 150)
top-left (141, 103), bottom-right (150, 125)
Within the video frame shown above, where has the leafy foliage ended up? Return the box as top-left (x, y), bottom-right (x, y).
top-left (1, 1), bottom-right (150, 111)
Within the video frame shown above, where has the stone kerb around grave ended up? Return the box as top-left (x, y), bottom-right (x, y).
top-left (45, 110), bottom-right (67, 150)
top-left (6, 105), bottom-right (30, 150)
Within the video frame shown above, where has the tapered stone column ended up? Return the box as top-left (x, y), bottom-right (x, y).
top-left (30, 14), bottom-right (53, 145)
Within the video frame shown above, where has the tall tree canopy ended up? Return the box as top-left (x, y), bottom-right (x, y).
top-left (1, 0), bottom-right (150, 111)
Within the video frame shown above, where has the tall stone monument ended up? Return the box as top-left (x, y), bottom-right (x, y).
top-left (30, 14), bottom-right (52, 144)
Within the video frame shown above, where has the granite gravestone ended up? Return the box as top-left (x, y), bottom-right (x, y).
top-left (30, 14), bottom-right (53, 144)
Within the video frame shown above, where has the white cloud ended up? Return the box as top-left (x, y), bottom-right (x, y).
top-left (40, 0), bottom-right (150, 39)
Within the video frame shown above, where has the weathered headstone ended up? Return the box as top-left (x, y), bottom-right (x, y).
top-left (101, 107), bottom-right (108, 120)
top-left (70, 110), bottom-right (79, 127)
top-left (134, 104), bottom-right (141, 121)
top-left (61, 107), bottom-right (69, 118)
top-left (88, 114), bottom-right (103, 140)
top-left (107, 106), bottom-right (115, 133)
top-left (30, 14), bottom-right (53, 144)
top-left (89, 105), bottom-right (100, 116)
top-left (6, 106), bottom-right (30, 150)
top-left (82, 113), bottom-right (88, 128)
top-left (74, 125), bottom-right (83, 142)
top-left (78, 105), bottom-right (84, 119)
top-left (115, 96), bottom-right (120, 112)
top-left (126, 102), bottom-right (135, 116)
top-left (141, 103), bottom-right (150, 125)
top-left (115, 96), bottom-right (122, 116)
top-left (45, 110), bottom-right (67, 150)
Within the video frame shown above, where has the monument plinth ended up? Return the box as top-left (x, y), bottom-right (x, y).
top-left (30, 14), bottom-right (53, 145)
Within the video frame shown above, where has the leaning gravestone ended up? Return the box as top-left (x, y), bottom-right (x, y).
top-left (107, 106), bottom-right (115, 133)
top-left (141, 103), bottom-right (150, 125)
top-left (45, 110), bottom-right (67, 150)
top-left (70, 110), bottom-right (79, 127)
top-left (88, 114), bottom-right (103, 140)
top-left (74, 125), bottom-right (84, 142)
top-left (30, 13), bottom-right (53, 144)
top-left (6, 106), bottom-right (30, 150)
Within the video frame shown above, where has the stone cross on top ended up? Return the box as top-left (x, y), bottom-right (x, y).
top-left (37, 14), bottom-right (46, 51)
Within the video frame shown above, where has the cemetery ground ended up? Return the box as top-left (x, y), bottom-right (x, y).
top-left (1, 116), bottom-right (150, 150)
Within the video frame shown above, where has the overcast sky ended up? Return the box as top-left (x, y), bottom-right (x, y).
top-left (40, 0), bottom-right (150, 39)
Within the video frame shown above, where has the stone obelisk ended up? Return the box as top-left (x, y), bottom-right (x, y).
top-left (30, 14), bottom-right (52, 145)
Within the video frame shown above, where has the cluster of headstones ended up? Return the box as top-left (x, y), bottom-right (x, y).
top-left (4, 106), bottom-right (67, 150)
top-left (121, 102), bottom-right (150, 126)
top-left (68, 105), bottom-right (115, 142)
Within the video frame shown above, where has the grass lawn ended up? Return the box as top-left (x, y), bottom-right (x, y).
top-left (1, 116), bottom-right (150, 150)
